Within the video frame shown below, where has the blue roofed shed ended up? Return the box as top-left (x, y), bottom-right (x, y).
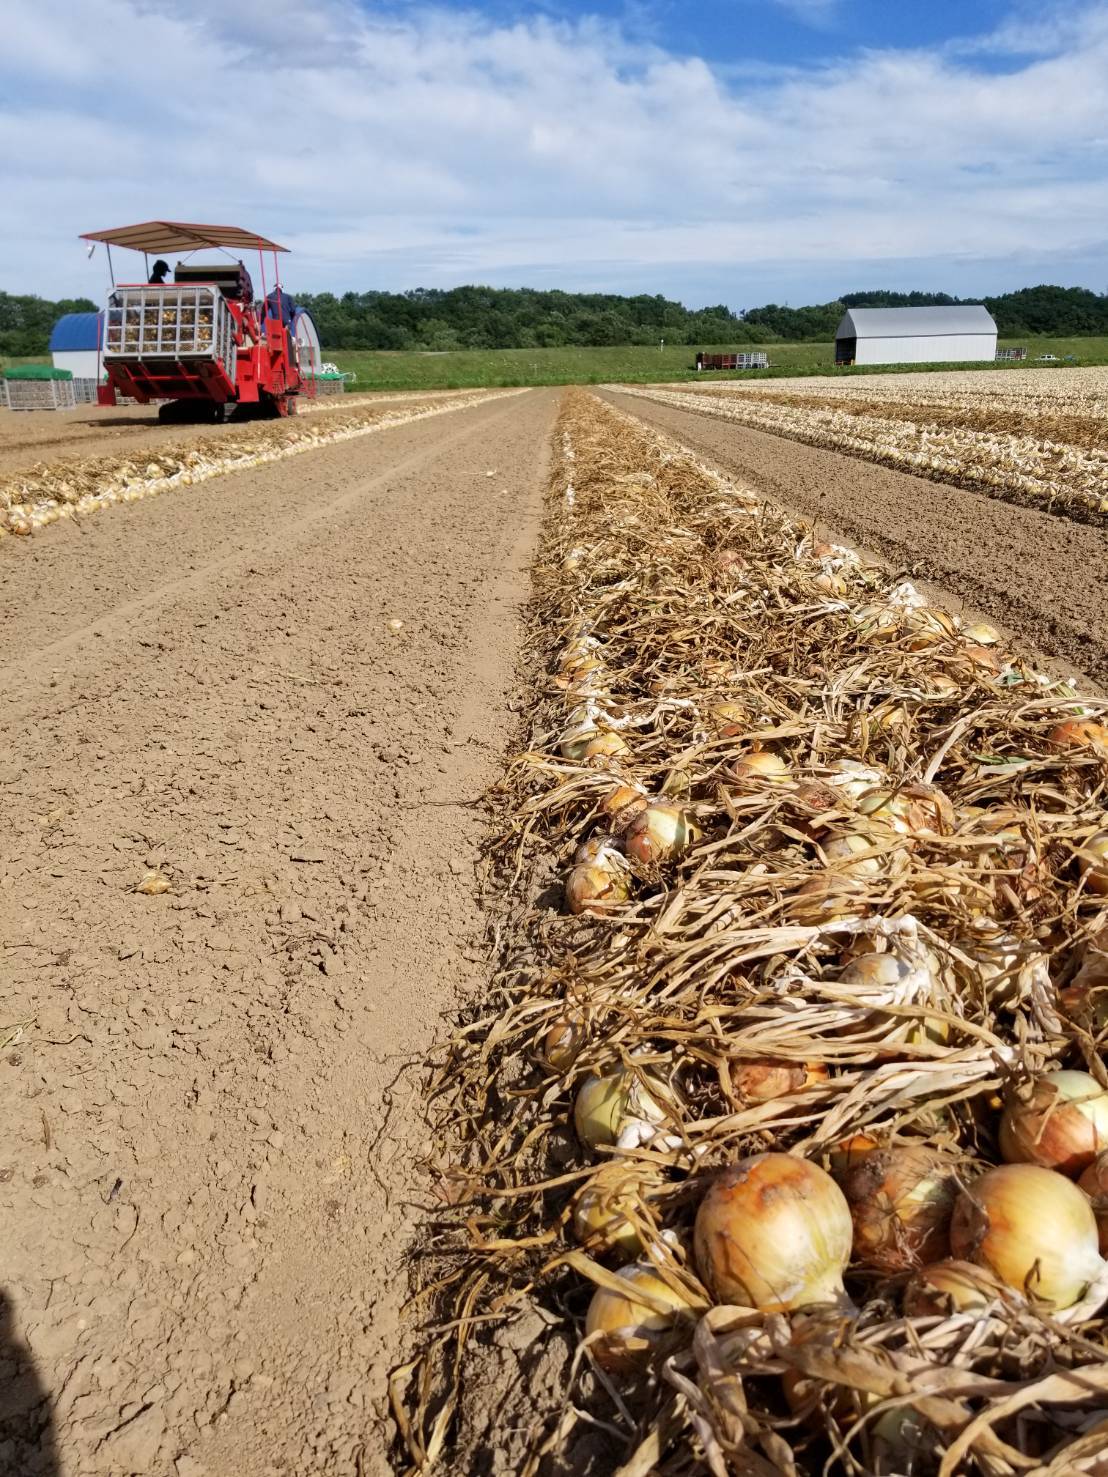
top-left (49, 312), bottom-right (105, 381)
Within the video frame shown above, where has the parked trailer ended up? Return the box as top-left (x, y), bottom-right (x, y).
top-left (695, 352), bottom-right (769, 371)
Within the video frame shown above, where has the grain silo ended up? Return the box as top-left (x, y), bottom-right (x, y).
top-left (834, 305), bottom-right (997, 366)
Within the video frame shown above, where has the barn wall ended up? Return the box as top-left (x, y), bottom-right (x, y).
top-left (51, 351), bottom-right (103, 379)
top-left (853, 333), bottom-right (997, 366)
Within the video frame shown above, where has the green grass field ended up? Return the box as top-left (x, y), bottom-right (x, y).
top-left (6, 334), bottom-right (1108, 392)
top-left (328, 335), bottom-right (1108, 391)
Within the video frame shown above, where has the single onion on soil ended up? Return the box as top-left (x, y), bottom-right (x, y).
top-left (584, 1263), bottom-right (691, 1373)
top-left (565, 860), bottom-right (630, 916)
top-left (574, 1068), bottom-right (670, 1149)
top-left (729, 1058), bottom-right (827, 1103)
top-left (1077, 1152), bottom-right (1108, 1255)
top-left (838, 1146), bottom-right (960, 1272)
top-left (950, 1163), bottom-right (1105, 1308)
top-left (903, 1259), bottom-right (1008, 1316)
top-left (999, 1070), bottom-right (1108, 1177)
top-left (694, 1153), bottom-right (852, 1312)
top-left (623, 802), bottom-right (700, 864)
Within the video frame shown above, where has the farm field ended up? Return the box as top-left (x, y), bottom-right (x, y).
top-left (616, 365), bottom-right (1108, 525)
top-left (4, 378), bottom-right (1108, 1475)
top-left (325, 334), bottom-right (1108, 389)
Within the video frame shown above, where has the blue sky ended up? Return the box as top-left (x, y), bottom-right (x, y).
top-left (3, 0), bottom-right (1107, 308)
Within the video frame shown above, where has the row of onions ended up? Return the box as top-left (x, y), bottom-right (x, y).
top-left (0, 389), bottom-right (514, 537)
top-left (404, 389), bottom-right (1108, 1476)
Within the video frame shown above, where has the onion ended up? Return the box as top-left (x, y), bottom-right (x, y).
top-left (713, 549), bottom-right (745, 576)
top-left (814, 571), bottom-right (846, 596)
top-left (599, 784), bottom-right (649, 824)
top-left (729, 1058), bottom-right (828, 1104)
top-left (541, 1014), bottom-right (585, 1071)
top-left (838, 1146), bottom-right (960, 1272)
top-left (1077, 1152), bottom-right (1108, 1256)
top-left (786, 872), bottom-right (867, 925)
top-left (827, 1133), bottom-right (880, 1174)
top-left (903, 1259), bottom-right (1007, 1316)
top-left (565, 860), bottom-right (630, 916)
top-left (730, 751), bottom-right (790, 788)
top-left (582, 731), bottom-right (630, 762)
top-left (706, 700), bottom-right (747, 736)
top-left (960, 620), bottom-right (1000, 646)
top-left (572, 1165), bottom-right (659, 1258)
top-left (1048, 717), bottom-right (1108, 753)
top-left (584, 1263), bottom-right (691, 1372)
top-left (574, 835), bottom-right (622, 866)
top-left (950, 1163), bottom-right (1105, 1308)
top-left (623, 803), bottom-right (700, 864)
top-left (574, 1068), bottom-right (669, 1149)
top-left (1074, 831), bottom-right (1108, 895)
top-left (858, 783), bottom-right (952, 837)
top-left (694, 1153), bottom-right (852, 1312)
top-left (999, 1070), bottom-right (1108, 1177)
top-left (821, 831), bottom-right (883, 878)
top-left (824, 759), bottom-right (886, 803)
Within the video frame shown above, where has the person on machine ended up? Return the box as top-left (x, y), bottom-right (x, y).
top-left (148, 259), bottom-right (171, 285)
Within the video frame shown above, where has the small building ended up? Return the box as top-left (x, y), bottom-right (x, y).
top-left (49, 312), bottom-right (105, 401)
top-left (834, 305), bottom-right (997, 366)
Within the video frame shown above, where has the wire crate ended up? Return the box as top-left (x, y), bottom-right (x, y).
top-left (2, 376), bottom-right (77, 411)
top-left (103, 285), bottom-right (236, 378)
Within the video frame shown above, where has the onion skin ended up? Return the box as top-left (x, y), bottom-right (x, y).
top-left (565, 862), bottom-right (629, 916)
top-left (694, 1153), bottom-right (852, 1312)
top-left (827, 1133), bottom-right (880, 1174)
top-left (903, 1259), bottom-right (1007, 1317)
top-left (999, 1070), bottom-right (1108, 1177)
top-left (623, 803), bottom-right (700, 865)
top-left (950, 1163), bottom-right (1105, 1308)
top-left (584, 1263), bottom-right (690, 1373)
top-left (838, 1146), bottom-right (959, 1272)
top-left (730, 1058), bottom-right (827, 1104)
top-left (1077, 1152), bottom-right (1108, 1256)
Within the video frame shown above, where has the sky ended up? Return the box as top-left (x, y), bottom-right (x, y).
top-left (3, 0), bottom-right (1107, 309)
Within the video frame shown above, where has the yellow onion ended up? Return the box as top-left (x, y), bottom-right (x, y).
top-left (903, 1259), bottom-right (1007, 1316)
top-left (1077, 1152), bottom-right (1108, 1256)
top-left (786, 872), bottom-right (867, 925)
top-left (623, 803), bottom-right (700, 864)
top-left (730, 751), bottom-right (790, 788)
top-left (858, 783), bottom-right (952, 837)
top-left (584, 1263), bottom-right (691, 1372)
top-left (814, 571), bottom-right (846, 596)
top-left (825, 759), bottom-right (886, 803)
top-left (1048, 718), bottom-right (1108, 754)
top-left (572, 1165), bottom-right (661, 1258)
top-left (565, 860), bottom-right (630, 916)
top-left (821, 831), bottom-right (883, 878)
top-left (838, 1146), bottom-right (960, 1272)
top-left (960, 620), bottom-right (1000, 646)
top-left (1074, 831), bottom-right (1108, 895)
top-left (826, 1133), bottom-right (880, 1174)
top-left (582, 731), bottom-right (630, 762)
top-left (999, 1070), bottom-right (1108, 1177)
top-left (599, 784), bottom-right (649, 825)
top-left (706, 700), bottom-right (747, 736)
top-left (694, 1153), bottom-right (852, 1312)
top-left (713, 548), bottom-right (745, 577)
top-left (541, 1013), bottom-right (585, 1071)
top-left (574, 835), bottom-right (621, 866)
top-left (574, 1068), bottom-right (670, 1149)
top-left (837, 952), bottom-right (948, 1047)
top-left (729, 1058), bottom-right (828, 1104)
top-left (950, 1163), bottom-right (1105, 1308)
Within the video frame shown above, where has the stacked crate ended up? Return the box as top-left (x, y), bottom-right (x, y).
top-left (2, 367), bottom-right (77, 411)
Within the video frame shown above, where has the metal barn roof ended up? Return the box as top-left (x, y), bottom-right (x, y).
top-left (835, 305), bottom-right (997, 339)
top-left (49, 312), bottom-right (103, 352)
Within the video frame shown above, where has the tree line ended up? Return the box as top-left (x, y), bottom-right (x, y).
top-left (4, 283), bottom-right (1107, 357)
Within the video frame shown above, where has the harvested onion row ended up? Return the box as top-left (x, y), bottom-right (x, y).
top-left (400, 389), bottom-right (1108, 1475)
top-left (0, 389), bottom-right (522, 537)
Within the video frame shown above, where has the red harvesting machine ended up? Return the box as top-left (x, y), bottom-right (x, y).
top-left (80, 220), bottom-right (320, 421)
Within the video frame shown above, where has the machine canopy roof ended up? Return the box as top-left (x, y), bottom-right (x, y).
top-left (80, 221), bottom-right (288, 254)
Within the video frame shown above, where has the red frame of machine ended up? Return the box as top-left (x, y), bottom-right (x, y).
top-left (80, 221), bottom-right (315, 417)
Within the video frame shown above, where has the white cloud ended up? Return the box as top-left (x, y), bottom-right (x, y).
top-left (1, 0), bottom-right (1107, 303)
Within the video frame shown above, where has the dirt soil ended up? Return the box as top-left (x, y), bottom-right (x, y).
top-left (0, 391), bottom-right (481, 476)
top-left (603, 389), bottom-right (1108, 691)
top-left (0, 388), bottom-right (557, 1476)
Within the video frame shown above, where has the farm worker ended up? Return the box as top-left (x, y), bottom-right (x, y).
top-left (149, 259), bottom-right (170, 284)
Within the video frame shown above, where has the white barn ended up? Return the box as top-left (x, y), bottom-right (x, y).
top-left (834, 305), bottom-right (997, 366)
